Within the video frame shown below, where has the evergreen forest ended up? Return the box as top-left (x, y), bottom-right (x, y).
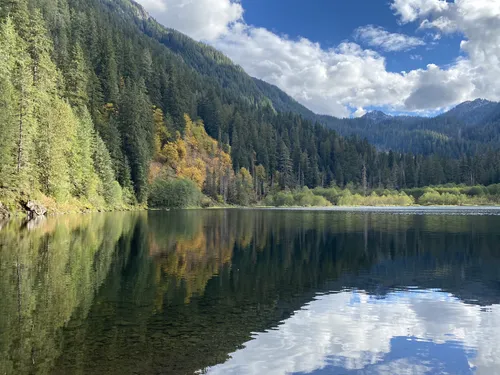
top-left (2, 0), bottom-right (500, 211)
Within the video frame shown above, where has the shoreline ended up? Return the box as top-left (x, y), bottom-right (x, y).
top-left (4, 203), bottom-right (500, 222)
top-left (250, 205), bottom-right (500, 212)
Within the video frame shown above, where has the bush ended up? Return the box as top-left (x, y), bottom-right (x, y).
top-left (311, 195), bottom-right (332, 207)
top-left (273, 191), bottom-right (295, 207)
top-left (337, 190), bottom-right (355, 206)
top-left (486, 184), bottom-right (500, 196)
top-left (418, 190), bottom-right (466, 205)
top-left (466, 186), bottom-right (487, 197)
top-left (313, 187), bottom-right (339, 204)
top-left (404, 187), bottom-right (434, 200)
top-left (264, 187), bottom-right (332, 207)
top-left (337, 191), bottom-right (414, 206)
top-left (148, 178), bottom-right (202, 208)
top-left (293, 187), bottom-right (315, 206)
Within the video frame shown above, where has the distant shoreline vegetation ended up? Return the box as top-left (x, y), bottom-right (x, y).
top-left (146, 183), bottom-right (500, 209)
top-left (255, 184), bottom-right (500, 208)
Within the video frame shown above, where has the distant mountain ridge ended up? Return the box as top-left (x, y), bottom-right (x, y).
top-left (317, 99), bottom-right (500, 156)
top-left (356, 99), bottom-right (500, 125)
top-left (439, 99), bottom-right (500, 125)
top-left (361, 110), bottom-right (393, 123)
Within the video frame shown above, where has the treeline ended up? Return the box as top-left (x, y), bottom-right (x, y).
top-left (2, 0), bottom-right (500, 211)
top-left (0, 1), bottom-right (127, 210)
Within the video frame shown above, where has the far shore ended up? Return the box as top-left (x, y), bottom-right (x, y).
top-left (246, 205), bottom-right (500, 214)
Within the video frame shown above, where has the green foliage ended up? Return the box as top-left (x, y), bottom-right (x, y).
top-left (148, 178), bottom-right (202, 209)
top-left (109, 181), bottom-right (123, 207)
top-left (312, 186), bottom-right (341, 205)
top-left (230, 167), bottom-right (255, 206)
top-left (337, 191), bottom-right (415, 206)
top-left (264, 187), bottom-right (332, 207)
top-left (405, 184), bottom-right (500, 205)
top-left (418, 190), bottom-right (467, 206)
top-left (0, 18), bottom-right (17, 187)
top-left (264, 191), bottom-right (294, 207)
top-left (416, 187), bottom-right (499, 206)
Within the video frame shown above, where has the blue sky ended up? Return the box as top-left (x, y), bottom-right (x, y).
top-left (241, 0), bottom-right (463, 73)
top-left (137, 0), bottom-right (500, 117)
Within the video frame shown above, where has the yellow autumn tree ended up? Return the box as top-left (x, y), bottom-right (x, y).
top-left (150, 114), bottom-right (233, 196)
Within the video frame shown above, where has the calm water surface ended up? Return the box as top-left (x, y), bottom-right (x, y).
top-left (1, 209), bottom-right (500, 374)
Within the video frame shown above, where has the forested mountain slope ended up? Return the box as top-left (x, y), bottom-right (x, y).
top-left (1, 0), bottom-right (500, 212)
top-left (319, 99), bottom-right (500, 157)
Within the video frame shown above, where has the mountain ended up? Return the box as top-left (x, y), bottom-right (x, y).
top-left (439, 99), bottom-right (500, 125)
top-left (58, 0), bottom-right (500, 160)
top-left (316, 100), bottom-right (500, 157)
top-left (361, 110), bottom-right (393, 124)
top-left (2, 0), bottom-right (500, 212)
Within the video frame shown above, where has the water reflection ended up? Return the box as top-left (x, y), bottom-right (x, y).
top-left (207, 289), bottom-right (499, 374)
top-left (0, 209), bottom-right (500, 374)
top-left (0, 212), bottom-right (142, 375)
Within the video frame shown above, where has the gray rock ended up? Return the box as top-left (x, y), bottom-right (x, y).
top-left (0, 202), bottom-right (10, 219)
top-left (25, 201), bottom-right (47, 219)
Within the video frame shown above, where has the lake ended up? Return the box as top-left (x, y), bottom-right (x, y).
top-left (1, 209), bottom-right (500, 374)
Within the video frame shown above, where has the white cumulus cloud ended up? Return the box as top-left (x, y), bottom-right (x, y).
top-left (135, 0), bottom-right (243, 41)
top-left (354, 25), bottom-right (426, 52)
top-left (393, 0), bottom-right (500, 104)
top-left (136, 0), bottom-right (500, 117)
top-left (391, 0), bottom-right (450, 23)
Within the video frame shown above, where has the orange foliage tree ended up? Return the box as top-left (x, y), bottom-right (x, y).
top-left (151, 114), bottom-right (236, 202)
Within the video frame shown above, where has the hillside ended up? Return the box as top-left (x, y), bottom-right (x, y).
top-left (1, 0), bottom-right (500, 213)
top-left (319, 100), bottom-right (500, 157)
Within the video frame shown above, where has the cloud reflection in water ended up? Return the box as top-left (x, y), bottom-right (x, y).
top-left (206, 289), bottom-right (500, 375)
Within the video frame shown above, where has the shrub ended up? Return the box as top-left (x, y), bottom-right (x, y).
top-left (311, 195), bottom-right (332, 207)
top-left (337, 191), bottom-right (414, 206)
top-left (264, 187), bottom-right (332, 207)
top-left (273, 191), bottom-right (295, 207)
top-left (337, 190), bottom-right (355, 206)
top-left (466, 186), bottom-right (486, 197)
top-left (486, 184), bottom-right (500, 196)
top-left (418, 191), bottom-right (466, 205)
top-left (148, 178), bottom-right (201, 208)
top-left (294, 187), bottom-right (314, 206)
top-left (312, 187), bottom-right (339, 204)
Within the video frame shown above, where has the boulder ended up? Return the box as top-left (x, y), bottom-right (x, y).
top-left (25, 201), bottom-right (47, 219)
top-left (0, 202), bottom-right (9, 219)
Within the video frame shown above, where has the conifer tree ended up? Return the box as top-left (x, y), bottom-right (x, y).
top-left (118, 79), bottom-right (154, 203)
top-left (66, 43), bottom-right (88, 108)
top-left (0, 18), bottom-right (18, 186)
